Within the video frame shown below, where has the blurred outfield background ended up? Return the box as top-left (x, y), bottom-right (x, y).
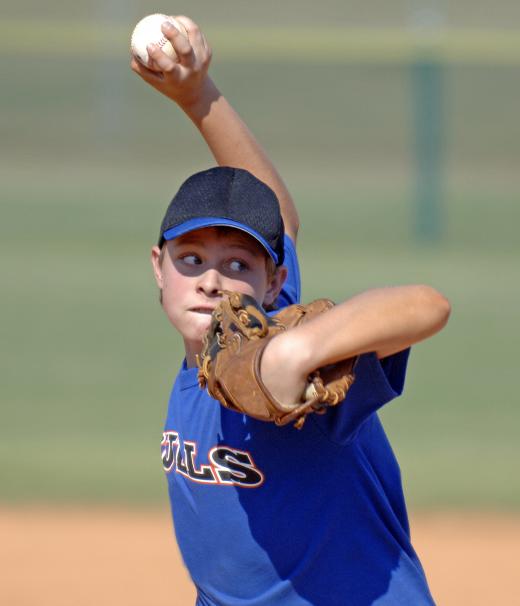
top-left (1, 0), bottom-right (519, 509)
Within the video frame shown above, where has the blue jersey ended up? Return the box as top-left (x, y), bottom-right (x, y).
top-left (162, 236), bottom-right (435, 605)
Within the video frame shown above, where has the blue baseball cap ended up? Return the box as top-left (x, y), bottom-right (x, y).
top-left (158, 167), bottom-right (285, 266)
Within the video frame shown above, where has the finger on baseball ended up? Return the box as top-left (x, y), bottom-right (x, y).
top-left (181, 22), bottom-right (211, 62)
top-left (147, 42), bottom-right (179, 73)
top-left (201, 32), bottom-right (211, 54)
top-left (161, 20), bottom-right (195, 66)
top-left (175, 15), bottom-right (203, 45)
top-left (200, 33), bottom-right (212, 64)
top-left (174, 15), bottom-right (198, 35)
top-left (130, 56), bottom-right (164, 83)
top-left (174, 16), bottom-right (212, 67)
top-left (172, 16), bottom-right (208, 60)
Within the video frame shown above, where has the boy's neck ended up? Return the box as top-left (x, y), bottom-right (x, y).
top-left (184, 340), bottom-right (202, 369)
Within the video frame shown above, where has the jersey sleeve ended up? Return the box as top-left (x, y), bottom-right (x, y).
top-left (275, 235), bottom-right (301, 307)
top-left (312, 348), bottom-right (411, 444)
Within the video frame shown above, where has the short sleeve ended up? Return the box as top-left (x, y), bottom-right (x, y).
top-left (275, 235), bottom-right (301, 307)
top-left (311, 349), bottom-right (411, 444)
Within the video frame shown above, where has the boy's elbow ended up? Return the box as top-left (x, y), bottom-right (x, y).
top-left (419, 285), bottom-right (451, 332)
top-left (435, 293), bottom-right (451, 331)
top-left (286, 216), bottom-right (300, 242)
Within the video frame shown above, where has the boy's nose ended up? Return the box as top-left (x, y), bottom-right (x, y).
top-left (196, 268), bottom-right (222, 296)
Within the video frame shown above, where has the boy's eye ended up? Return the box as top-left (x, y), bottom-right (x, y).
top-left (228, 259), bottom-right (249, 272)
top-left (181, 254), bottom-right (202, 265)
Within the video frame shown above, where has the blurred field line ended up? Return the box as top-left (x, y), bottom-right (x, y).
top-left (2, 21), bottom-right (520, 63)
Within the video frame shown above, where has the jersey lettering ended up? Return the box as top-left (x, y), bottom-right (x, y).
top-left (176, 441), bottom-right (189, 475)
top-left (184, 441), bottom-right (216, 483)
top-left (161, 431), bottom-right (178, 472)
top-left (209, 446), bottom-right (264, 487)
top-left (161, 431), bottom-right (264, 488)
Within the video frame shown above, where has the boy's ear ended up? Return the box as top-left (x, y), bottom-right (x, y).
top-left (263, 266), bottom-right (288, 307)
top-left (151, 245), bottom-right (164, 289)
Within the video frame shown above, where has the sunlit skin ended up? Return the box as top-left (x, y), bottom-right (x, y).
top-left (141, 19), bottom-right (450, 407)
top-left (151, 226), bottom-right (451, 405)
top-left (151, 227), bottom-right (287, 367)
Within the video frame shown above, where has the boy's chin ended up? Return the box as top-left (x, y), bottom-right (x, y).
top-left (182, 313), bottom-right (213, 341)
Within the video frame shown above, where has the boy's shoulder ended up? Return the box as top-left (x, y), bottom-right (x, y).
top-left (276, 235), bottom-right (301, 307)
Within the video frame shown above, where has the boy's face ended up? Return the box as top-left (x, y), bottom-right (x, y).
top-left (151, 227), bottom-right (287, 365)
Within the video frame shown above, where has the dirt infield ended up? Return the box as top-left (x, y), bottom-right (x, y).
top-left (1, 506), bottom-right (518, 605)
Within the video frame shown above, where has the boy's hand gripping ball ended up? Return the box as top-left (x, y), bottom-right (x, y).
top-left (197, 291), bottom-right (357, 429)
top-left (130, 14), bottom-right (188, 70)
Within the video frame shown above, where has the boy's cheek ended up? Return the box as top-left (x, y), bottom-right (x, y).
top-left (162, 303), bottom-right (211, 341)
top-left (161, 301), bottom-right (184, 331)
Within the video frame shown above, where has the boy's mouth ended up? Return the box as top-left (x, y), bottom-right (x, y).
top-left (190, 307), bottom-right (215, 315)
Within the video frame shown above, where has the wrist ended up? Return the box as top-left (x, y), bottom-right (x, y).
top-left (178, 77), bottom-right (220, 119)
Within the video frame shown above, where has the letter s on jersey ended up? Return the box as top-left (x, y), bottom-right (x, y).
top-left (209, 446), bottom-right (264, 488)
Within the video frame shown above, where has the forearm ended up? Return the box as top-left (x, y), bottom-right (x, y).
top-left (272, 285), bottom-right (451, 374)
top-left (179, 77), bottom-right (299, 240)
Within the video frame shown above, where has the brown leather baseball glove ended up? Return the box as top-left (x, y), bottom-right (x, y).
top-left (196, 291), bottom-right (357, 429)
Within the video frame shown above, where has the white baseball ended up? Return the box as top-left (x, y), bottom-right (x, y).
top-left (130, 14), bottom-right (188, 69)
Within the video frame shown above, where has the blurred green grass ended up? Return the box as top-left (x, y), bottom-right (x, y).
top-left (2, 0), bottom-right (520, 29)
top-left (1, 14), bottom-right (519, 507)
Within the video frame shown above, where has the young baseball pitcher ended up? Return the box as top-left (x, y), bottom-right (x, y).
top-left (131, 15), bottom-right (450, 606)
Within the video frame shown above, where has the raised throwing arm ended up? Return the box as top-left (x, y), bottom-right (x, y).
top-left (131, 16), bottom-right (299, 242)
